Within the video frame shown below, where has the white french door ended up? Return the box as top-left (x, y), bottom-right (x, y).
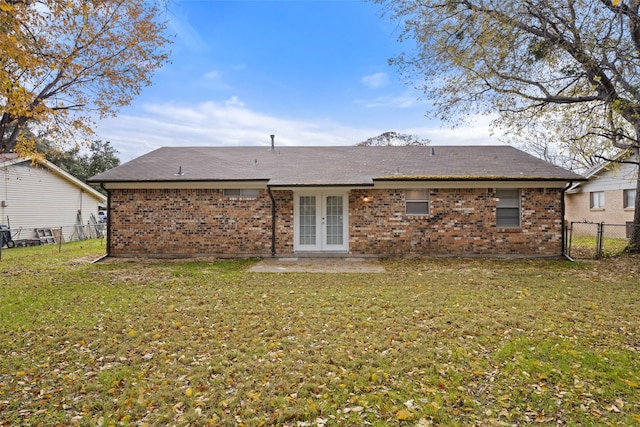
top-left (294, 191), bottom-right (348, 252)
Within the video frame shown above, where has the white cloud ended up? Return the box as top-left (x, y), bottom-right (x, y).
top-left (95, 98), bottom-right (501, 162)
top-left (225, 96), bottom-right (244, 107)
top-left (199, 69), bottom-right (233, 91)
top-left (355, 90), bottom-right (424, 109)
top-left (167, 7), bottom-right (208, 52)
top-left (361, 72), bottom-right (389, 89)
top-left (96, 98), bottom-right (371, 161)
top-left (203, 70), bottom-right (219, 80)
top-left (403, 114), bottom-right (505, 146)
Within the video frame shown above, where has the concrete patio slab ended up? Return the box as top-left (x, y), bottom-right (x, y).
top-left (249, 257), bottom-right (385, 273)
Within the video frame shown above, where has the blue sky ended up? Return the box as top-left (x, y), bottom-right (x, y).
top-left (95, 0), bottom-right (501, 162)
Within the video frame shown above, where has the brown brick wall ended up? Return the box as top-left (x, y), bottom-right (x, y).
top-left (108, 187), bottom-right (563, 257)
top-left (273, 190), bottom-right (294, 254)
top-left (109, 188), bottom-right (274, 257)
top-left (349, 188), bottom-right (563, 256)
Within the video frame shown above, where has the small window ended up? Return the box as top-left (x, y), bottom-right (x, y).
top-left (624, 189), bottom-right (636, 209)
top-left (496, 189), bottom-right (520, 228)
top-left (406, 189), bottom-right (429, 215)
top-left (223, 189), bottom-right (260, 198)
top-left (590, 191), bottom-right (605, 209)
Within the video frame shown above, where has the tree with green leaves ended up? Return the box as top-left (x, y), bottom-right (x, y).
top-left (373, 0), bottom-right (640, 251)
top-left (43, 140), bottom-right (120, 187)
top-left (357, 131), bottom-right (430, 146)
top-left (0, 0), bottom-right (171, 158)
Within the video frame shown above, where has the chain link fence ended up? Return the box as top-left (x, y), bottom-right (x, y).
top-left (0, 223), bottom-right (107, 258)
top-left (567, 221), bottom-right (639, 259)
top-left (4, 220), bottom-right (636, 260)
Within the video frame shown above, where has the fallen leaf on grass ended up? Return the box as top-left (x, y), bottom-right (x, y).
top-left (396, 408), bottom-right (412, 420)
top-left (404, 399), bottom-right (419, 410)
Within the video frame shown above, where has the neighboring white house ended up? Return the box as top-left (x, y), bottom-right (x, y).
top-left (0, 153), bottom-right (106, 244)
top-left (565, 152), bottom-right (637, 229)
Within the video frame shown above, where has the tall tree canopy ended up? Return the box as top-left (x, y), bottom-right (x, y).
top-left (39, 139), bottom-right (120, 188)
top-left (0, 0), bottom-right (171, 156)
top-left (357, 131), bottom-right (430, 146)
top-left (374, 0), bottom-right (640, 251)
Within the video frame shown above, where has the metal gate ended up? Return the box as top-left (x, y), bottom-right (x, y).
top-left (567, 221), bottom-right (639, 259)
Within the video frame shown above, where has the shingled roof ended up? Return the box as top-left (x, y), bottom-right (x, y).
top-left (88, 145), bottom-right (584, 186)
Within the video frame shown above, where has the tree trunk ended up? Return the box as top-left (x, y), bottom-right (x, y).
top-left (631, 148), bottom-right (640, 252)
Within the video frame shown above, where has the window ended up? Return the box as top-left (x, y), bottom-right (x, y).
top-left (496, 189), bottom-right (520, 228)
top-left (624, 189), bottom-right (636, 209)
top-left (223, 189), bottom-right (260, 198)
top-left (590, 191), bottom-right (605, 209)
top-left (406, 189), bottom-right (429, 215)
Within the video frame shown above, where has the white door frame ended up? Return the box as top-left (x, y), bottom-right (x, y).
top-left (293, 190), bottom-right (349, 252)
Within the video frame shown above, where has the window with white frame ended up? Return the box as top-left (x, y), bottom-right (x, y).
top-left (405, 189), bottom-right (429, 215)
top-left (590, 191), bottom-right (605, 209)
top-left (223, 189), bottom-right (260, 198)
top-left (624, 189), bottom-right (636, 209)
top-left (496, 189), bottom-right (520, 228)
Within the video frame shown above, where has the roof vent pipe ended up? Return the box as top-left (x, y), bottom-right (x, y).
top-left (430, 147), bottom-right (435, 156)
top-left (270, 134), bottom-right (275, 151)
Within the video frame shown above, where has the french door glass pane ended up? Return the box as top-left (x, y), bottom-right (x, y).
top-left (325, 195), bottom-right (343, 245)
top-left (299, 196), bottom-right (316, 245)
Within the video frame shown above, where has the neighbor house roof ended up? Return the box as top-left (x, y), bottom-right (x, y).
top-left (88, 145), bottom-right (585, 187)
top-left (566, 151), bottom-right (638, 193)
top-left (1, 153), bottom-right (106, 201)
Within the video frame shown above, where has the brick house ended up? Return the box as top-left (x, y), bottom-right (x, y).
top-left (88, 145), bottom-right (584, 258)
top-left (565, 152), bottom-right (638, 229)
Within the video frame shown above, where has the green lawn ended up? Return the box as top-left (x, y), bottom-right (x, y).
top-left (569, 234), bottom-right (631, 258)
top-left (1, 241), bottom-right (639, 426)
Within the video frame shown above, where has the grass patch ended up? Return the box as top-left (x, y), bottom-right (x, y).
top-left (0, 243), bottom-right (639, 425)
top-left (569, 234), bottom-right (631, 258)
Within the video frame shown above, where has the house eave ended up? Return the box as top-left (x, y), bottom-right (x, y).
top-left (373, 179), bottom-right (581, 189)
top-left (374, 176), bottom-right (585, 181)
top-left (98, 179), bottom-right (270, 190)
top-left (268, 182), bottom-right (375, 188)
top-left (98, 178), bottom-right (582, 191)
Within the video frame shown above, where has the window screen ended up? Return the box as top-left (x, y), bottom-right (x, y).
top-left (223, 189), bottom-right (260, 198)
top-left (406, 189), bottom-right (429, 215)
top-left (496, 189), bottom-right (520, 227)
top-left (590, 191), bottom-right (604, 209)
top-left (624, 189), bottom-right (636, 209)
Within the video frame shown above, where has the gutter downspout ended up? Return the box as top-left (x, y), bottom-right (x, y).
top-left (267, 185), bottom-right (276, 257)
top-left (92, 184), bottom-right (111, 263)
top-left (561, 182), bottom-right (573, 261)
